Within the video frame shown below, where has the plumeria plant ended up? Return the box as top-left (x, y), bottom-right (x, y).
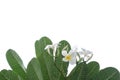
top-left (0, 36), bottom-right (120, 80)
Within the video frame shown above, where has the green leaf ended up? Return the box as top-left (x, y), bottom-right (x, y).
top-left (86, 61), bottom-right (100, 80)
top-left (0, 72), bottom-right (7, 80)
top-left (55, 40), bottom-right (71, 77)
top-left (35, 36), bottom-right (65, 80)
top-left (6, 49), bottom-right (27, 80)
top-left (0, 69), bottom-right (20, 80)
top-left (67, 61), bottom-right (100, 80)
top-left (67, 62), bottom-right (87, 80)
top-left (35, 36), bottom-right (52, 58)
top-left (92, 67), bottom-right (120, 80)
top-left (27, 58), bottom-right (43, 80)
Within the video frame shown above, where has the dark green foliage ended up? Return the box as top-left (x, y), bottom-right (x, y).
top-left (55, 40), bottom-right (71, 77)
top-left (27, 58), bottom-right (43, 80)
top-left (67, 61), bottom-right (100, 80)
top-left (6, 49), bottom-right (27, 80)
top-left (67, 62), bottom-right (88, 80)
top-left (35, 37), bottom-right (66, 80)
top-left (0, 36), bottom-right (119, 80)
top-left (91, 67), bottom-right (120, 80)
top-left (0, 69), bottom-right (21, 80)
top-left (86, 61), bottom-right (100, 80)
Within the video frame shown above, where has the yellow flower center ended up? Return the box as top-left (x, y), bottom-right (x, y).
top-left (65, 54), bottom-right (71, 61)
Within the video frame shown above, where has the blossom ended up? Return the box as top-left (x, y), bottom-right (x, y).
top-left (44, 43), bottom-right (59, 56)
top-left (79, 48), bottom-right (93, 62)
top-left (62, 50), bottom-right (77, 65)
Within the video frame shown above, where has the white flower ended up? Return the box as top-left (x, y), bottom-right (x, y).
top-left (44, 43), bottom-right (59, 56)
top-left (79, 48), bottom-right (93, 62)
top-left (62, 50), bottom-right (77, 65)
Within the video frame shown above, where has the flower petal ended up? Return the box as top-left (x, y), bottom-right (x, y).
top-left (70, 52), bottom-right (76, 58)
top-left (63, 58), bottom-right (69, 62)
top-left (69, 50), bottom-right (77, 56)
top-left (69, 58), bottom-right (76, 65)
top-left (44, 45), bottom-right (53, 50)
top-left (53, 43), bottom-right (59, 48)
top-left (62, 50), bottom-right (68, 56)
top-left (79, 48), bottom-right (93, 62)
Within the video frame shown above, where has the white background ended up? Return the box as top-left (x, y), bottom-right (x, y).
top-left (0, 0), bottom-right (120, 71)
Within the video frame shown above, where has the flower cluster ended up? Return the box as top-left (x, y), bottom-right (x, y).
top-left (45, 43), bottom-right (93, 65)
